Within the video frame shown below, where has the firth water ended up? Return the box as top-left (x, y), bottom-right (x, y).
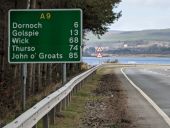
top-left (82, 57), bottom-right (170, 65)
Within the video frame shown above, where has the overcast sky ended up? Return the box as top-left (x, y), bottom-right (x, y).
top-left (109, 0), bottom-right (170, 31)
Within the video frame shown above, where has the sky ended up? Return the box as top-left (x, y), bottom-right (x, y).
top-left (109, 0), bottom-right (170, 31)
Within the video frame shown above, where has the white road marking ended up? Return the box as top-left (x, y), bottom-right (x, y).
top-left (121, 68), bottom-right (170, 127)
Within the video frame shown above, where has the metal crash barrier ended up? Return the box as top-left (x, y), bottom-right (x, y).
top-left (3, 65), bottom-right (101, 128)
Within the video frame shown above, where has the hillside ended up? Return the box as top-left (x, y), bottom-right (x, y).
top-left (84, 29), bottom-right (170, 56)
top-left (86, 28), bottom-right (170, 45)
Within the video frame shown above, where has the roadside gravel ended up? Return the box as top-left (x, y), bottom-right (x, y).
top-left (80, 73), bottom-right (134, 128)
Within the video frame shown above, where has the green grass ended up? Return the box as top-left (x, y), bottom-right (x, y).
top-left (54, 75), bottom-right (100, 128)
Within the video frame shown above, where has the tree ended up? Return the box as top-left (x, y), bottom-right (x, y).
top-left (38, 0), bottom-right (121, 35)
top-left (65, 0), bottom-right (121, 35)
top-left (0, 0), bottom-right (122, 124)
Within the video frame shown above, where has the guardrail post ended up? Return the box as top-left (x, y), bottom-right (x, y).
top-left (80, 81), bottom-right (82, 88)
top-left (78, 82), bottom-right (81, 90)
top-left (82, 80), bottom-right (84, 86)
top-left (73, 85), bottom-right (77, 95)
top-left (66, 95), bottom-right (69, 107)
top-left (94, 70), bottom-right (96, 75)
top-left (67, 93), bottom-right (70, 106)
top-left (89, 74), bottom-right (92, 80)
top-left (71, 89), bottom-right (74, 96)
top-left (58, 102), bottom-right (62, 112)
top-left (62, 98), bottom-right (66, 110)
top-left (72, 88), bottom-right (74, 94)
top-left (69, 93), bottom-right (72, 102)
top-left (50, 107), bottom-right (56, 125)
top-left (91, 72), bottom-right (94, 79)
top-left (94, 71), bottom-right (96, 76)
top-left (56, 102), bottom-right (62, 113)
top-left (75, 85), bottom-right (78, 93)
top-left (43, 114), bottom-right (49, 128)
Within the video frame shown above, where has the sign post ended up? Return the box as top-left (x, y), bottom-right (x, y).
top-left (96, 47), bottom-right (103, 64)
top-left (21, 63), bottom-right (27, 111)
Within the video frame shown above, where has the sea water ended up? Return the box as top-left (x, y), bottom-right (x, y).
top-left (82, 57), bottom-right (170, 65)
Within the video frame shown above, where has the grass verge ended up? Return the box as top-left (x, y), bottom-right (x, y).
top-left (37, 70), bottom-right (102, 128)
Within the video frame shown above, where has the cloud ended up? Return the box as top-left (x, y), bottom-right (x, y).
top-left (110, 0), bottom-right (170, 31)
top-left (122, 0), bottom-right (170, 8)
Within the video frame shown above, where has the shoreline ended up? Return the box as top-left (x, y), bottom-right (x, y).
top-left (83, 54), bottom-right (170, 58)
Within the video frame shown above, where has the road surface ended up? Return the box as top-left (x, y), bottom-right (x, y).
top-left (123, 67), bottom-right (170, 117)
top-left (105, 64), bottom-right (170, 128)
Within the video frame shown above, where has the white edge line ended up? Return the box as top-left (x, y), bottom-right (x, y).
top-left (121, 68), bottom-right (170, 127)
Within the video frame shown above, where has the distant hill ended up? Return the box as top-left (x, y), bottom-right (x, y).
top-left (86, 28), bottom-right (170, 45)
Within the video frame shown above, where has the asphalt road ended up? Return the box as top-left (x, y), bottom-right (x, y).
top-left (124, 67), bottom-right (170, 117)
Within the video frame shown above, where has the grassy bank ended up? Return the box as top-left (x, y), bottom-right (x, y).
top-left (55, 73), bottom-right (101, 128)
top-left (37, 68), bottom-right (103, 128)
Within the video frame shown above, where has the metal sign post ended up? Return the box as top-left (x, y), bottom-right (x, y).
top-left (20, 0), bottom-right (31, 112)
top-left (21, 63), bottom-right (27, 111)
top-left (96, 47), bottom-right (103, 65)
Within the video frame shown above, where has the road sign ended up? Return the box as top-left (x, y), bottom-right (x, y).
top-left (96, 53), bottom-right (102, 58)
top-left (96, 47), bottom-right (103, 52)
top-left (8, 9), bottom-right (82, 63)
